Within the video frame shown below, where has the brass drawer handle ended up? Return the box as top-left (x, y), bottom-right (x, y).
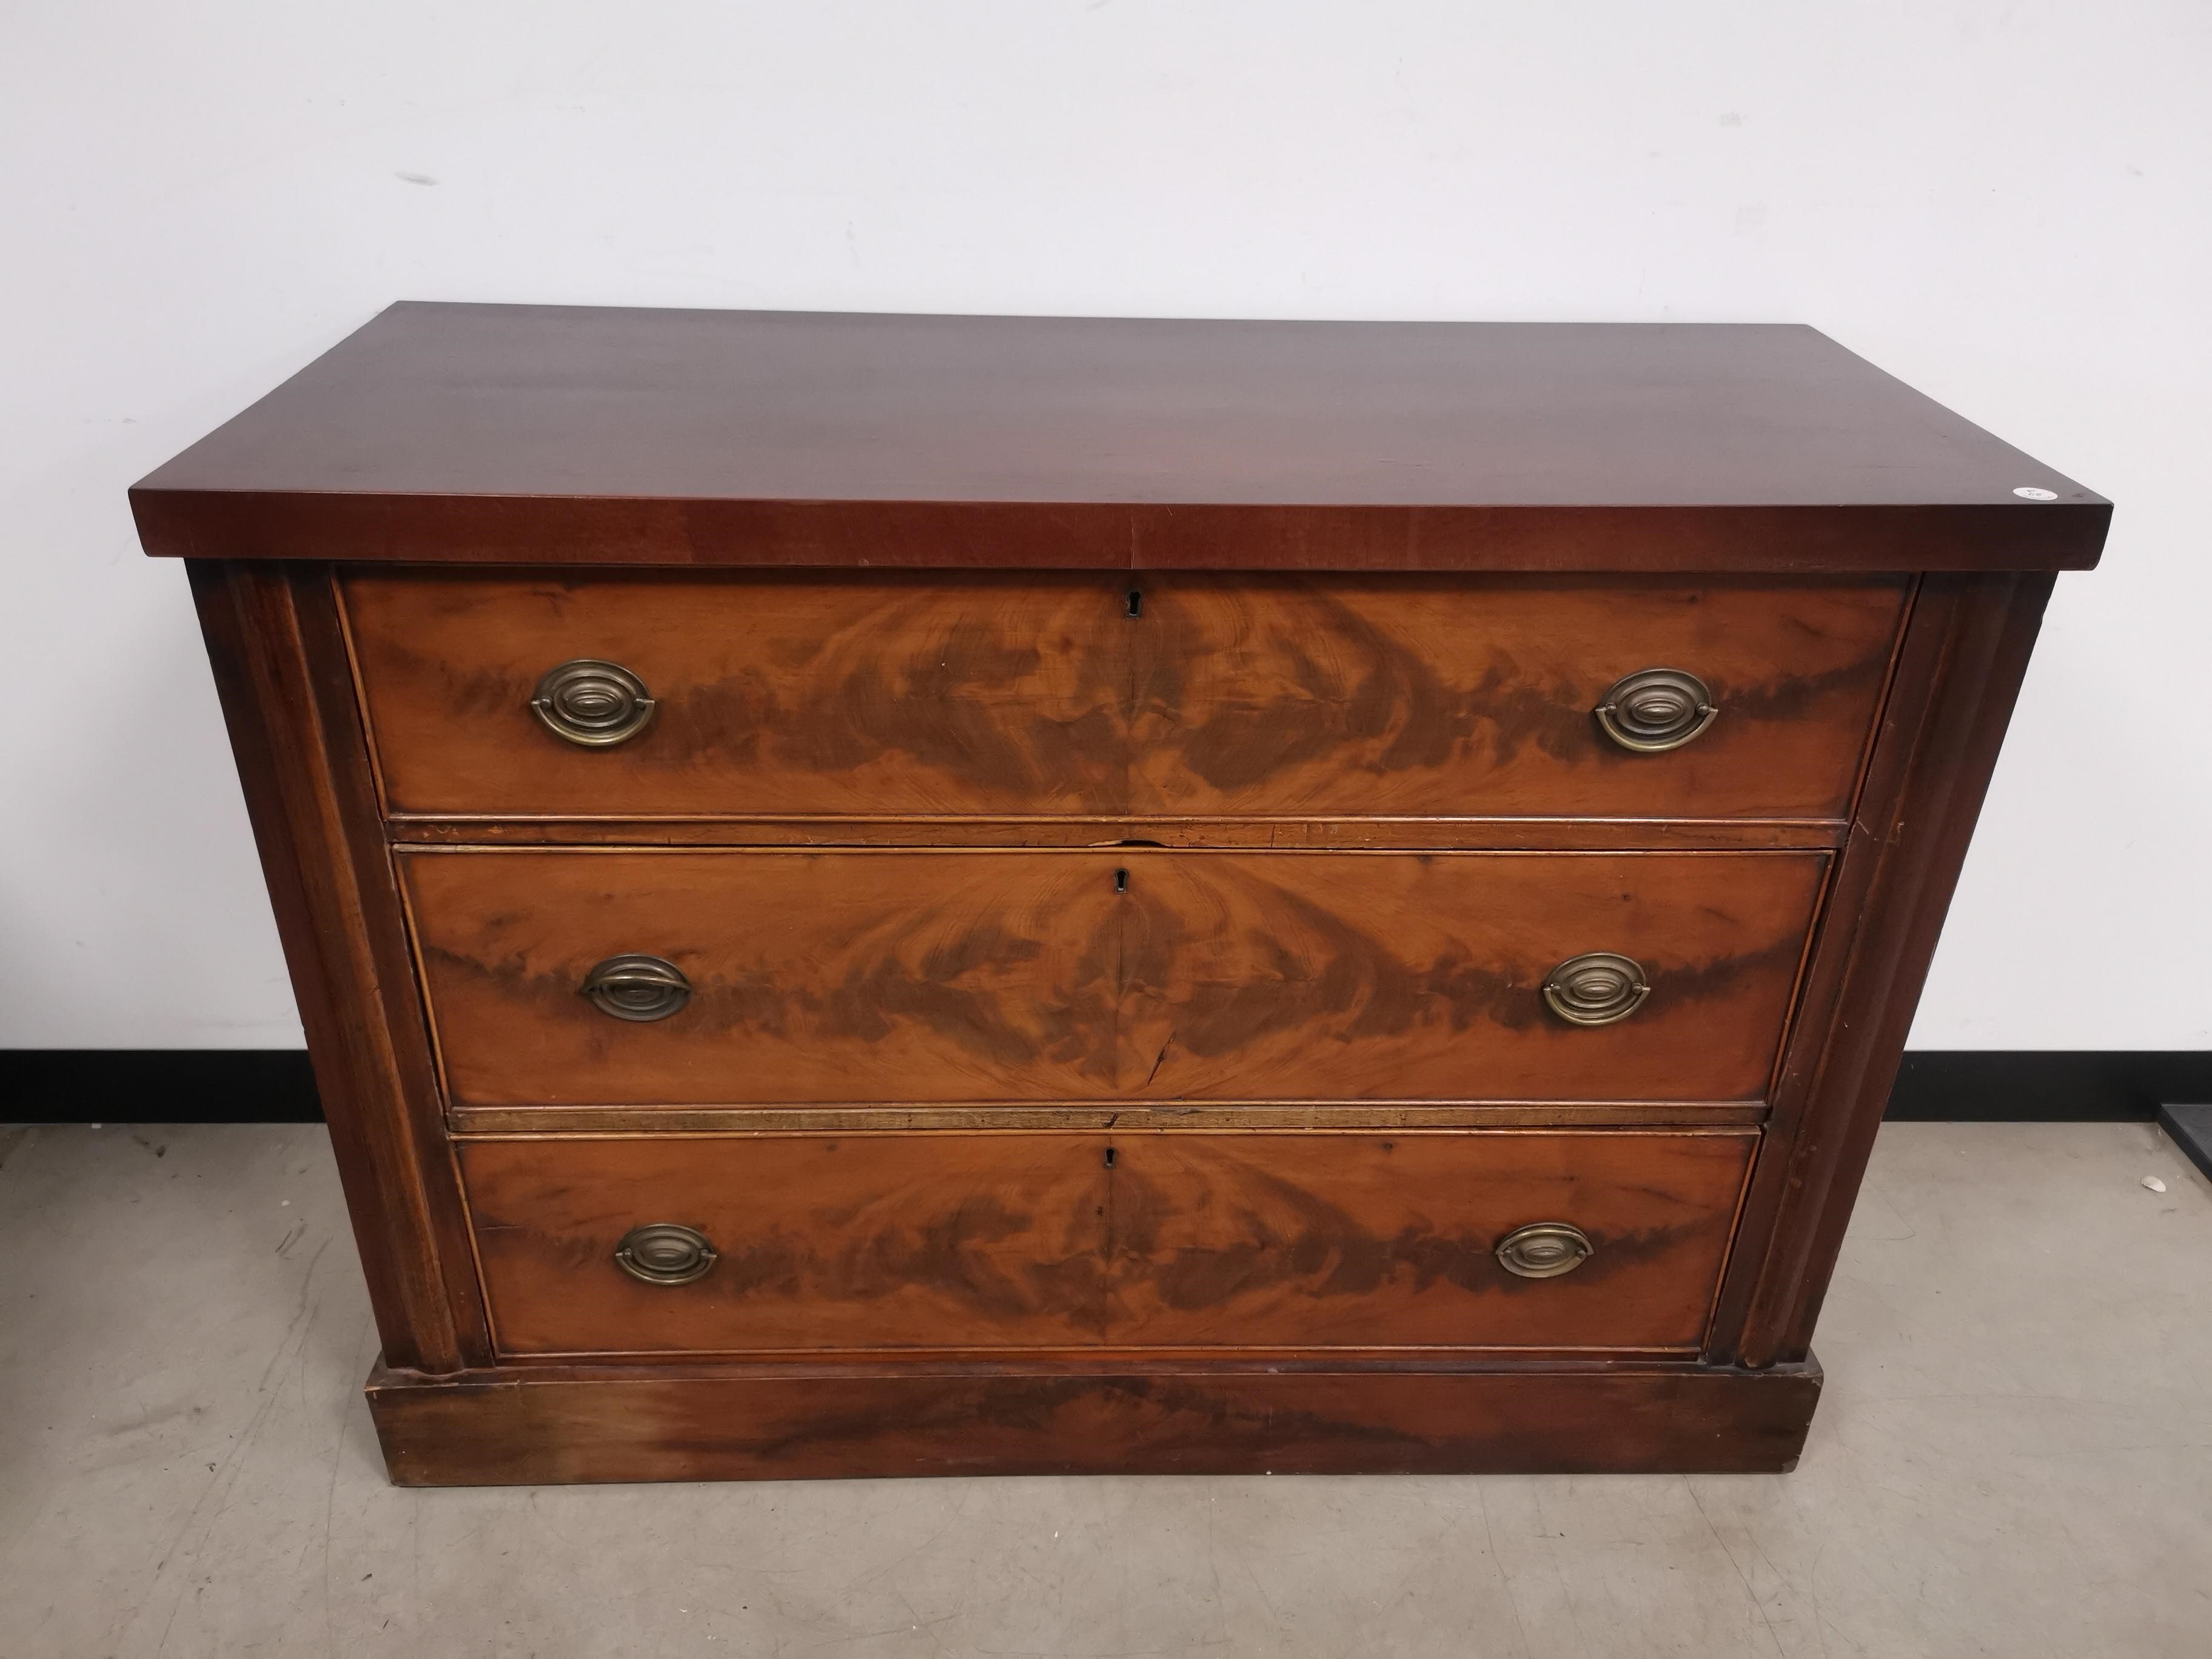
top-left (614, 1223), bottom-right (718, 1285)
top-left (580, 954), bottom-right (691, 1022)
top-left (531, 659), bottom-right (658, 747)
top-left (1496, 1222), bottom-right (1594, 1279)
top-left (1543, 951), bottom-right (1651, 1026)
top-left (1594, 668), bottom-right (1717, 753)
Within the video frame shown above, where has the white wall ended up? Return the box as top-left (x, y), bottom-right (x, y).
top-left (4, 1), bottom-right (2207, 1052)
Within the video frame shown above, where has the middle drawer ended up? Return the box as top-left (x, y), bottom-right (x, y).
top-left (403, 848), bottom-right (1826, 1107)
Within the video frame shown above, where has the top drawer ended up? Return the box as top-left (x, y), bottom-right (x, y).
top-left (341, 571), bottom-right (1906, 822)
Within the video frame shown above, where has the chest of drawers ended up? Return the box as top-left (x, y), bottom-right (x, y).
top-left (134, 306), bottom-right (2106, 1484)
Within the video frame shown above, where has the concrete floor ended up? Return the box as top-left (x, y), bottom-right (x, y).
top-left (1, 1122), bottom-right (2207, 1658)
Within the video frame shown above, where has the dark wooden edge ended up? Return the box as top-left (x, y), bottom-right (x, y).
top-left (1712, 571), bottom-right (2059, 1369)
top-left (131, 490), bottom-right (2110, 573)
top-left (184, 561), bottom-right (489, 1371)
top-left (364, 1355), bottom-right (1822, 1485)
top-left (11, 1050), bottom-right (2200, 1127)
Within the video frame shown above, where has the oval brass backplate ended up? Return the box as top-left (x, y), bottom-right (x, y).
top-left (531, 658), bottom-right (658, 747)
top-left (1542, 951), bottom-right (1651, 1027)
top-left (1496, 1222), bottom-right (1595, 1279)
top-left (614, 1223), bottom-right (718, 1285)
top-left (1594, 668), bottom-right (1717, 754)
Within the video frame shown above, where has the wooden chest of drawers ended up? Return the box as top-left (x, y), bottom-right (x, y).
top-left (133, 306), bottom-right (2106, 1484)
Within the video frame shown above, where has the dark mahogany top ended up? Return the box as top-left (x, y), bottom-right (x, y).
top-left (132, 303), bottom-right (2107, 571)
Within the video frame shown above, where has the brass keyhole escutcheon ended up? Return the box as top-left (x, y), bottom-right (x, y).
top-left (531, 659), bottom-right (658, 747)
top-left (1594, 668), bottom-right (1717, 754)
top-left (614, 1223), bottom-right (718, 1285)
top-left (1495, 1222), bottom-right (1594, 1279)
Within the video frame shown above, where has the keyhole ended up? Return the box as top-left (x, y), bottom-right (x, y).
top-left (1104, 1147), bottom-right (1117, 1168)
top-left (1125, 589), bottom-right (1143, 619)
top-left (1114, 868), bottom-right (1128, 894)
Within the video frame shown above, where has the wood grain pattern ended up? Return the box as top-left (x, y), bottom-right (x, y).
top-left (458, 1131), bottom-right (1754, 1357)
top-left (405, 850), bottom-right (1122, 1105)
top-left (465, 1133), bottom-right (1108, 1355)
top-left (366, 1356), bottom-right (1824, 1485)
top-left (345, 570), bottom-right (1903, 823)
top-left (1131, 575), bottom-right (1907, 819)
top-left (344, 570), bottom-right (1129, 817)
top-left (401, 849), bottom-right (1826, 1107)
top-left (133, 304), bottom-right (2110, 572)
top-left (1114, 851), bottom-right (1825, 1102)
top-left (1099, 1131), bottom-right (1751, 1350)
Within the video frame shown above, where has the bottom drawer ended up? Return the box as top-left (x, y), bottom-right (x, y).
top-left (460, 1130), bottom-right (1756, 1357)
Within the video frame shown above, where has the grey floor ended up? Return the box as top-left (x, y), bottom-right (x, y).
top-left (1, 1122), bottom-right (2208, 1658)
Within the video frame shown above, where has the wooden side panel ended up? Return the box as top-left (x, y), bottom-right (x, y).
top-left (187, 563), bottom-right (487, 1372)
top-left (367, 1357), bottom-right (1825, 1485)
top-left (1133, 575), bottom-right (1907, 819)
top-left (343, 570), bottom-right (1132, 817)
top-left (1714, 572), bottom-right (2059, 1367)
top-left (1115, 851), bottom-right (1827, 1102)
top-left (458, 1130), bottom-right (1754, 1357)
top-left (404, 850), bottom-right (1825, 1107)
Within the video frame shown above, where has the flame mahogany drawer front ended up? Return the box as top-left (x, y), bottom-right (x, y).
top-left (458, 1130), bottom-right (1758, 1358)
top-left (342, 571), bottom-right (1908, 823)
top-left (141, 306), bottom-right (2104, 1482)
top-left (401, 847), bottom-right (1828, 1108)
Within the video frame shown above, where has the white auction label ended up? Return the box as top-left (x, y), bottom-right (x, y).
top-left (2012, 486), bottom-right (2059, 501)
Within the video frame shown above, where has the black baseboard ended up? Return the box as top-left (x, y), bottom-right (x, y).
top-left (4, 1049), bottom-right (321, 1124)
top-left (1885, 1051), bottom-right (2212, 1121)
top-left (4, 1048), bottom-right (2209, 1127)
